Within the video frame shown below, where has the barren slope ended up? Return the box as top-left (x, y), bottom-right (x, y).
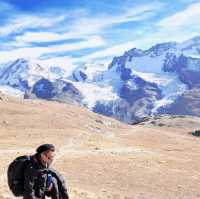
top-left (0, 96), bottom-right (200, 199)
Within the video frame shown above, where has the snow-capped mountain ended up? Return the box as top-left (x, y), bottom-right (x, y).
top-left (0, 58), bottom-right (71, 89)
top-left (0, 36), bottom-right (200, 124)
top-left (71, 36), bottom-right (200, 123)
top-left (0, 58), bottom-right (47, 90)
top-left (0, 58), bottom-right (83, 105)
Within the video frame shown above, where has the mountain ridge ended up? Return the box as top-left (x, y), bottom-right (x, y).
top-left (0, 36), bottom-right (200, 123)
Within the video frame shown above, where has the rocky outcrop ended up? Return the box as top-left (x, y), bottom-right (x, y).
top-left (163, 54), bottom-right (187, 73)
top-left (179, 69), bottom-right (200, 89)
top-left (25, 78), bottom-right (83, 105)
top-left (147, 42), bottom-right (178, 56)
top-left (93, 72), bottom-right (162, 124)
top-left (73, 70), bottom-right (87, 82)
top-left (161, 86), bottom-right (200, 116)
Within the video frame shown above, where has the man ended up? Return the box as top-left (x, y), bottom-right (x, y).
top-left (23, 144), bottom-right (69, 199)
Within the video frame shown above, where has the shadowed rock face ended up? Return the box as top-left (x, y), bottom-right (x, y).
top-left (113, 98), bottom-right (156, 124)
top-left (179, 69), bottom-right (200, 89)
top-left (159, 86), bottom-right (200, 116)
top-left (119, 77), bottom-right (162, 105)
top-left (163, 54), bottom-right (188, 73)
top-left (32, 79), bottom-right (55, 99)
top-left (120, 67), bottom-right (132, 81)
top-left (93, 74), bottom-right (162, 124)
top-left (73, 70), bottom-right (87, 82)
top-left (163, 54), bottom-right (200, 88)
top-left (25, 78), bottom-right (83, 105)
top-left (93, 102), bottom-right (114, 117)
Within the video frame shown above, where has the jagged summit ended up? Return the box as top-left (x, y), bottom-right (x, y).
top-left (0, 58), bottom-right (48, 89)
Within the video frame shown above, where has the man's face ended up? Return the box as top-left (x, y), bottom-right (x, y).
top-left (41, 150), bottom-right (55, 164)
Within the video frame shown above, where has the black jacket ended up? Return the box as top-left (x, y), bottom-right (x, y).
top-left (23, 154), bottom-right (69, 199)
top-left (48, 168), bottom-right (69, 199)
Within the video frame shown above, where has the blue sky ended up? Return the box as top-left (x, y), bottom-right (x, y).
top-left (0, 0), bottom-right (200, 68)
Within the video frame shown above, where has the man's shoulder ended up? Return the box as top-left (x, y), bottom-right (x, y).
top-left (24, 161), bottom-right (36, 174)
top-left (24, 156), bottom-right (40, 172)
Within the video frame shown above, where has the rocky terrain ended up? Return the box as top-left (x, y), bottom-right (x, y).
top-left (0, 95), bottom-right (200, 199)
top-left (163, 86), bottom-right (200, 116)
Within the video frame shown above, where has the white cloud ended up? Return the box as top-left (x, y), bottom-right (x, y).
top-left (14, 2), bottom-right (162, 44)
top-left (111, 4), bottom-right (161, 24)
top-left (129, 2), bottom-right (200, 50)
top-left (74, 41), bottom-right (136, 62)
top-left (16, 32), bottom-right (68, 42)
top-left (159, 2), bottom-right (200, 28)
top-left (0, 36), bottom-right (105, 63)
top-left (73, 2), bottom-right (200, 63)
top-left (67, 3), bottom-right (162, 35)
top-left (15, 31), bottom-right (89, 43)
top-left (0, 1), bottom-right (165, 66)
top-left (0, 14), bottom-right (66, 36)
top-left (179, 0), bottom-right (199, 3)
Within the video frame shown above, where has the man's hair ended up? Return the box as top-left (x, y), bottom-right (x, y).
top-left (36, 144), bottom-right (55, 154)
top-left (42, 148), bottom-right (55, 156)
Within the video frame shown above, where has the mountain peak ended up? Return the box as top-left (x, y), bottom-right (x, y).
top-left (187, 35), bottom-right (200, 42)
top-left (147, 42), bottom-right (178, 55)
top-left (180, 35), bottom-right (200, 51)
top-left (0, 59), bottom-right (50, 90)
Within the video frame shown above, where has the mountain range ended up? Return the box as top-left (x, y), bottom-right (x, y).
top-left (0, 36), bottom-right (200, 124)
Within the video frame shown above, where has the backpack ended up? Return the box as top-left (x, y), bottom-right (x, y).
top-left (7, 155), bottom-right (31, 197)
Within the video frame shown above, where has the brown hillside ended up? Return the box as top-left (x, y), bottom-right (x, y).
top-left (0, 97), bottom-right (200, 199)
